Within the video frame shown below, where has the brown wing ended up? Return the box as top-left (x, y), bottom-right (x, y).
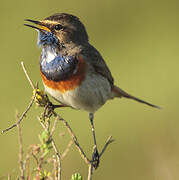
top-left (80, 44), bottom-right (160, 109)
top-left (81, 44), bottom-right (114, 87)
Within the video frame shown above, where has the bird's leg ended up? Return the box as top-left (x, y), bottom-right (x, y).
top-left (34, 89), bottom-right (67, 110)
top-left (45, 102), bottom-right (68, 118)
top-left (51, 104), bottom-right (67, 109)
top-left (48, 101), bottom-right (68, 110)
top-left (89, 113), bottom-right (100, 169)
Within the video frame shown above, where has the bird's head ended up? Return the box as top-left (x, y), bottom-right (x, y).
top-left (24, 13), bottom-right (89, 48)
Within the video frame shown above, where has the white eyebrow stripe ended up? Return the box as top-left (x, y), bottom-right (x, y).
top-left (41, 20), bottom-right (59, 25)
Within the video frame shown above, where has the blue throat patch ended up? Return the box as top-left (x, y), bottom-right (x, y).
top-left (38, 31), bottom-right (59, 47)
top-left (40, 54), bottom-right (78, 82)
top-left (38, 31), bottom-right (78, 81)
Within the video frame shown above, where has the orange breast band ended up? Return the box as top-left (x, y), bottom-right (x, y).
top-left (40, 55), bottom-right (87, 93)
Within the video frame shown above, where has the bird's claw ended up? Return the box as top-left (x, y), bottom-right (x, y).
top-left (91, 146), bottom-right (100, 169)
top-left (33, 88), bottom-right (50, 107)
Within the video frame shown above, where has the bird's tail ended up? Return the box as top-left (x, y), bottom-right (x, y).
top-left (112, 86), bottom-right (160, 109)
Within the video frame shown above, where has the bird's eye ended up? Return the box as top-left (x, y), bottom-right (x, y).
top-left (54, 24), bottom-right (63, 31)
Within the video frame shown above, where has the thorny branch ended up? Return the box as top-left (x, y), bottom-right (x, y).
top-left (2, 61), bottom-right (114, 180)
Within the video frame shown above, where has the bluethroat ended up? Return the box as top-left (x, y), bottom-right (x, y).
top-left (24, 13), bottom-right (159, 168)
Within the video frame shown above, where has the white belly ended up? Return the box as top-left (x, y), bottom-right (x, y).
top-left (43, 73), bottom-right (112, 113)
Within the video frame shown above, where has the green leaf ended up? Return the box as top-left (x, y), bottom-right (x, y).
top-left (71, 173), bottom-right (82, 180)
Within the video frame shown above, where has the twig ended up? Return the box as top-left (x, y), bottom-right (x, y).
top-left (2, 94), bottom-right (36, 133)
top-left (17, 114), bottom-right (25, 180)
top-left (51, 139), bottom-right (61, 180)
top-left (87, 164), bottom-right (93, 180)
top-left (8, 174), bottom-right (11, 180)
top-left (87, 136), bottom-right (114, 180)
top-left (61, 140), bottom-right (73, 159)
top-left (38, 117), bottom-right (46, 129)
top-left (50, 118), bottom-right (58, 136)
top-left (2, 62), bottom-right (37, 133)
top-left (21, 61), bottom-right (35, 90)
top-left (38, 118), bottom-right (61, 180)
top-left (52, 111), bottom-right (91, 165)
top-left (99, 136), bottom-right (114, 157)
top-left (42, 105), bottom-right (49, 125)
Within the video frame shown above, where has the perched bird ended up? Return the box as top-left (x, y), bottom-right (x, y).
top-left (24, 13), bottom-right (159, 168)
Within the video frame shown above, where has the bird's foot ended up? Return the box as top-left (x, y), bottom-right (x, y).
top-left (47, 102), bottom-right (66, 110)
top-left (91, 146), bottom-right (100, 169)
top-left (33, 88), bottom-right (50, 107)
top-left (33, 88), bottom-right (66, 110)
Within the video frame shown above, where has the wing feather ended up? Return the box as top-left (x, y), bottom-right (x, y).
top-left (81, 44), bottom-right (114, 86)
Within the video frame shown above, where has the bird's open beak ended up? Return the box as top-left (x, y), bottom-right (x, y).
top-left (24, 19), bottom-right (51, 32)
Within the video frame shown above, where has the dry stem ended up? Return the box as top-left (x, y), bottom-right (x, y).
top-left (17, 113), bottom-right (25, 180)
top-left (51, 110), bottom-right (91, 165)
top-left (51, 140), bottom-right (61, 180)
top-left (2, 94), bottom-right (36, 134)
top-left (61, 140), bottom-right (73, 159)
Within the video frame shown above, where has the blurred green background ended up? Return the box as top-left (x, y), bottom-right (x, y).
top-left (0, 0), bottom-right (179, 179)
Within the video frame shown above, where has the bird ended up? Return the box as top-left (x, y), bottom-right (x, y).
top-left (24, 13), bottom-right (159, 168)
